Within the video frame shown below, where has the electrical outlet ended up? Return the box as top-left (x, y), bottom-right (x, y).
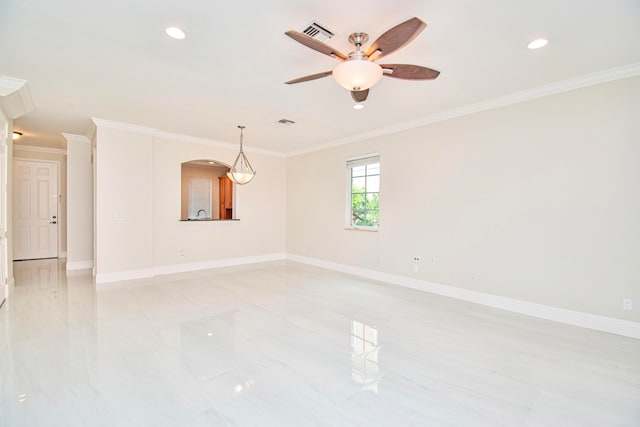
top-left (430, 257), bottom-right (436, 264)
top-left (179, 249), bottom-right (185, 258)
top-left (623, 298), bottom-right (633, 311)
top-left (413, 263), bottom-right (419, 273)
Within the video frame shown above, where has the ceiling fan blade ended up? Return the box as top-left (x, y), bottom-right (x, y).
top-left (381, 64), bottom-right (440, 80)
top-left (285, 30), bottom-right (348, 60)
top-left (285, 71), bottom-right (332, 84)
top-left (351, 89), bottom-right (369, 103)
top-left (365, 17), bottom-right (427, 60)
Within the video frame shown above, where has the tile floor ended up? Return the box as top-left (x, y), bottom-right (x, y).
top-left (0, 259), bottom-right (639, 426)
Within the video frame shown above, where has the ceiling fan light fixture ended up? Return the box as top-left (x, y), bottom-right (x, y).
top-left (332, 59), bottom-right (383, 91)
top-left (12, 131), bottom-right (23, 140)
top-left (353, 103), bottom-right (365, 110)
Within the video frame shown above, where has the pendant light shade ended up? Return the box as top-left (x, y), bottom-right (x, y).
top-left (227, 125), bottom-right (256, 185)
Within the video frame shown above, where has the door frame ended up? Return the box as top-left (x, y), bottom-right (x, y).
top-left (12, 157), bottom-right (62, 259)
top-left (1, 128), bottom-right (8, 302)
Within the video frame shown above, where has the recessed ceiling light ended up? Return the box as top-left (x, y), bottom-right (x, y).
top-left (165, 26), bottom-right (186, 40)
top-left (353, 103), bottom-right (365, 110)
top-left (527, 38), bottom-right (548, 49)
top-left (12, 131), bottom-right (22, 140)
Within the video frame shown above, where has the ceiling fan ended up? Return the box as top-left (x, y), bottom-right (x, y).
top-left (284, 17), bottom-right (440, 103)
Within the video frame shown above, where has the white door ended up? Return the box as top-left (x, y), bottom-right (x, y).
top-left (12, 160), bottom-right (59, 260)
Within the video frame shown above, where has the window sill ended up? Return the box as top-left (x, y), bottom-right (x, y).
top-left (344, 227), bottom-right (379, 232)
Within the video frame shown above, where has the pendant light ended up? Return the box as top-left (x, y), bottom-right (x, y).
top-left (227, 125), bottom-right (256, 185)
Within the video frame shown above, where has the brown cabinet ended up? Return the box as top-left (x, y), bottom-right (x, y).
top-left (219, 176), bottom-right (233, 219)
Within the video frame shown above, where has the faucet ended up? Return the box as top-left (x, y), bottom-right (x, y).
top-left (196, 209), bottom-right (207, 219)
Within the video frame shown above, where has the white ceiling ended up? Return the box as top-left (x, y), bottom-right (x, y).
top-left (1, 0), bottom-right (639, 154)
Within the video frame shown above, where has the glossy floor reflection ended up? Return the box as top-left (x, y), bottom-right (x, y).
top-left (1, 259), bottom-right (639, 426)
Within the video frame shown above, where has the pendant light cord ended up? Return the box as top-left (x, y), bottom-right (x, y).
top-left (238, 125), bottom-right (245, 153)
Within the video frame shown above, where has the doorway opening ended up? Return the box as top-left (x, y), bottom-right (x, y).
top-left (180, 160), bottom-right (235, 221)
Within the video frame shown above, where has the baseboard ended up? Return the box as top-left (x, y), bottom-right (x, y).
top-left (286, 254), bottom-right (640, 340)
top-left (95, 253), bottom-right (287, 285)
top-left (95, 267), bottom-right (156, 284)
top-left (152, 253), bottom-right (287, 276)
top-left (66, 260), bottom-right (93, 271)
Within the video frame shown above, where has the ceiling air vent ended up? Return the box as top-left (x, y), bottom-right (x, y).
top-left (302, 21), bottom-right (334, 42)
top-left (277, 119), bottom-right (296, 126)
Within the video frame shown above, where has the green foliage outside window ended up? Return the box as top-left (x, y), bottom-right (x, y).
top-left (351, 162), bottom-right (380, 227)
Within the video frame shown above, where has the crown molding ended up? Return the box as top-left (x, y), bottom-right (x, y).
top-left (62, 133), bottom-right (91, 143)
top-left (13, 144), bottom-right (66, 155)
top-left (0, 76), bottom-right (27, 96)
top-left (91, 117), bottom-right (286, 158)
top-left (0, 75), bottom-right (35, 119)
top-left (154, 130), bottom-right (285, 157)
top-left (91, 117), bottom-right (156, 135)
top-left (286, 62), bottom-right (640, 157)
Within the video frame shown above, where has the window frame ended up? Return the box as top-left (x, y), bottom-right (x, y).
top-left (345, 154), bottom-right (380, 230)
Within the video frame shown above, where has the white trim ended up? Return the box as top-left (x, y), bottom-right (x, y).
top-left (0, 76), bottom-right (34, 119)
top-left (95, 267), bottom-right (155, 284)
top-left (155, 130), bottom-right (285, 158)
top-left (345, 152), bottom-right (380, 163)
top-left (153, 253), bottom-right (286, 276)
top-left (91, 117), bottom-right (286, 158)
top-left (0, 76), bottom-right (28, 96)
top-left (66, 260), bottom-right (93, 271)
top-left (346, 154), bottom-right (380, 167)
top-left (286, 254), bottom-right (640, 340)
top-left (61, 133), bottom-right (90, 144)
top-left (91, 118), bottom-right (156, 135)
top-left (12, 158), bottom-right (64, 258)
top-left (95, 252), bottom-right (286, 284)
top-left (286, 62), bottom-right (640, 158)
top-left (13, 145), bottom-right (66, 155)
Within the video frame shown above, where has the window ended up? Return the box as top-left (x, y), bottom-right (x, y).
top-left (188, 177), bottom-right (212, 219)
top-left (347, 155), bottom-right (380, 228)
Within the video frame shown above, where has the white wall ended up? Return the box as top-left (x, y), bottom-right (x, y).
top-left (287, 76), bottom-right (640, 323)
top-left (153, 136), bottom-right (286, 268)
top-left (94, 125), bottom-right (286, 282)
top-left (65, 134), bottom-right (93, 269)
top-left (95, 126), bottom-right (154, 277)
top-left (1, 76), bottom-right (34, 297)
